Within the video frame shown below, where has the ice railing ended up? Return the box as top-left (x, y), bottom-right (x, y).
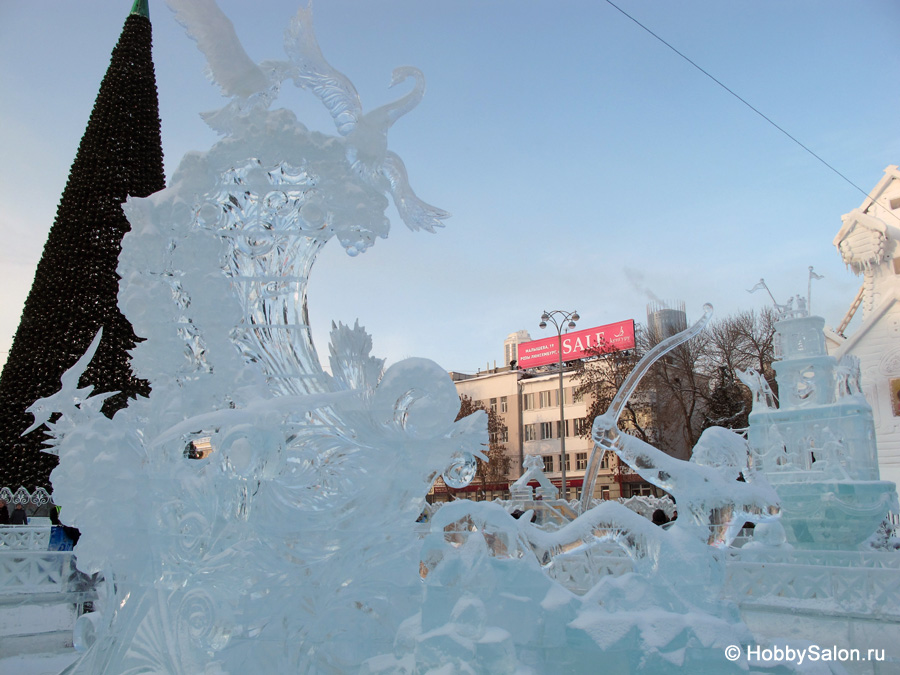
top-left (724, 552), bottom-right (900, 619)
top-left (0, 524), bottom-right (52, 550)
top-left (505, 536), bottom-right (900, 611)
top-left (0, 551), bottom-right (97, 603)
top-left (0, 486), bottom-right (54, 550)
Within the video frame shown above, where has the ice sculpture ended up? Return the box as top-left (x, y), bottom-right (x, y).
top-left (21, 331), bottom-right (114, 439)
top-left (24, 4), bottom-right (852, 673)
top-left (744, 305), bottom-right (898, 549)
top-left (31, 4), bottom-right (483, 673)
top-left (583, 304), bottom-right (780, 548)
top-left (396, 307), bottom-right (784, 672)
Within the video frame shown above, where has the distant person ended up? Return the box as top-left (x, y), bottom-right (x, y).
top-left (49, 506), bottom-right (81, 545)
top-left (651, 509), bottom-right (669, 526)
top-left (10, 503), bottom-right (28, 525)
top-left (48, 507), bottom-right (76, 551)
top-left (0, 499), bottom-right (9, 525)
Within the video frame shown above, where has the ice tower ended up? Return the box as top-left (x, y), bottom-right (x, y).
top-left (745, 302), bottom-right (897, 549)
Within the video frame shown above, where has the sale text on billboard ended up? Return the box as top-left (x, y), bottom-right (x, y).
top-left (517, 320), bottom-right (635, 369)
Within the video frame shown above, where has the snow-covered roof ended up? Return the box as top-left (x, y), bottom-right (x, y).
top-left (858, 164), bottom-right (900, 215)
top-left (833, 166), bottom-right (900, 274)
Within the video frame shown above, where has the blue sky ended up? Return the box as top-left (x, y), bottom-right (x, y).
top-left (1, 1), bottom-right (898, 374)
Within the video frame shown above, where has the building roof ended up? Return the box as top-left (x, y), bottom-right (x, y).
top-left (856, 164), bottom-right (900, 215)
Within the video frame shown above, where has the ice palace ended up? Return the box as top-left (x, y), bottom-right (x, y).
top-left (3, 2), bottom-right (900, 673)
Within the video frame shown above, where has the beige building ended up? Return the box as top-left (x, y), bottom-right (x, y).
top-left (438, 360), bottom-right (661, 503)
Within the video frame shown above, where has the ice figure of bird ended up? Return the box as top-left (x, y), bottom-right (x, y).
top-left (23, 329), bottom-right (117, 451)
top-left (167, 0), bottom-right (448, 236)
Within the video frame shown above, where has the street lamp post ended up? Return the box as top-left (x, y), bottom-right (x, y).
top-left (539, 309), bottom-right (579, 500)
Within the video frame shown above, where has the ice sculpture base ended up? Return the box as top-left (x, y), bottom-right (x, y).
top-left (727, 547), bottom-right (900, 672)
top-left (774, 481), bottom-right (896, 550)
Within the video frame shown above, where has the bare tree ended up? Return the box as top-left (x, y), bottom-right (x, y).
top-left (573, 309), bottom-right (777, 459)
top-left (572, 341), bottom-right (655, 445)
top-left (642, 324), bottom-right (713, 459)
top-left (708, 308), bottom-right (776, 384)
top-left (704, 308), bottom-right (778, 430)
top-left (456, 394), bottom-right (510, 484)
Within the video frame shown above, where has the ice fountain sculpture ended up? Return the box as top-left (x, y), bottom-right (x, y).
top-left (31, 3), bottom-right (489, 673)
top-left (741, 298), bottom-right (899, 549)
top-left (24, 4), bottom-right (837, 673)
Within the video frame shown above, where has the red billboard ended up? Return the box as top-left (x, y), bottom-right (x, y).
top-left (517, 319), bottom-right (635, 369)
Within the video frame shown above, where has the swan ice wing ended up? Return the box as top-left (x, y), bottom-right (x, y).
top-left (165, 0), bottom-right (268, 99)
top-left (284, 3), bottom-right (361, 136)
top-left (381, 152), bottom-right (449, 233)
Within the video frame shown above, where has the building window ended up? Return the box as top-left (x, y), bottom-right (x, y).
top-left (500, 396), bottom-right (508, 413)
top-left (556, 419), bottom-right (570, 438)
top-left (523, 393), bottom-right (534, 410)
top-left (489, 397), bottom-right (497, 413)
top-left (539, 391), bottom-right (553, 408)
top-left (540, 421), bottom-right (553, 440)
top-left (576, 452), bottom-right (587, 470)
top-left (630, 483), bottom-right (653, 497)
top-left (543, 455), bottom-right (554, 473)
top-left (524, 424), bottom-right (537, 441)
top-left (600, 453), bottom-right (610, 469)
top-left (572, 387), bottom-right (583, 403)
top-left (564, 454), bottom-right (570, 471)
top-left (499, 425), bottom-right (509, 443)
top-left (573, 418), bottom-right (588, 436)
top-left (601, 486), bottom-right (610, 500)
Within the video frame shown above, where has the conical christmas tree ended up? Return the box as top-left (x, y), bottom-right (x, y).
top-left (0, 1), bottom-right (164, 492)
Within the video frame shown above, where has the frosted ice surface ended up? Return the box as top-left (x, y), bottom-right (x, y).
top-left (742, 311), bottom-right (898, 550)
top-left (20, 3), bottom-right (894, 673)
top-left (31, 4), bottom-right (476, 672)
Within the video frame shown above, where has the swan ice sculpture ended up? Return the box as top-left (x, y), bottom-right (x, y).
top-left (31, 3), bottom-right (481, 672)
top-left (167, 0), bottom-right (448, 237)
